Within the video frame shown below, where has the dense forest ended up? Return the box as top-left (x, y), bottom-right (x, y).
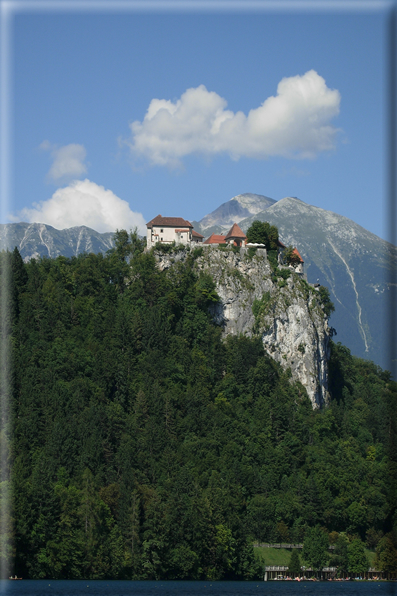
top-left (0, 232), bottom-right (396, 579)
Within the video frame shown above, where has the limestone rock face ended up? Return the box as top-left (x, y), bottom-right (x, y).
top-left (260, 295), bottom-right (330, 409)
top-left (154, 246), bottom-right (331, 408)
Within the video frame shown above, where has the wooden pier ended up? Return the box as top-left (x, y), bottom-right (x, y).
top-left (263, 565), bottom-right (390, 581)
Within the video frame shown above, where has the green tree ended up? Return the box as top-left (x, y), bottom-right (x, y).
top-left (208, 525), bottom-right (237, 580)
top-left (346, 501), bottom-right (366, 536)
top-left (348, 538), bottom-right (368, 576)
top-left (283, 246), bottom-right (301, 268)
top-left (194, 272), bottom-right (219, 306)
top-left (276, 521), bottom-right (290, 542)
top-left (168, 546), bottom-right (199, 579)
top-left (234, 542), bottom-right (263, 580)
top-left (375, 534), bottom-right (397, 574)
top-left (365, 527), bottom-right (383, 549)
top-left (288, 549), bottom-right (301, 576)
top-left (317, 285), bottom-right (335, 316)
top-left (113, 229), bottom-right (132, 262)
top-left (330, 533), bottom-right (349, 577)
top-left (46, 483), bottom-right (85, 578)
top-left (246, 220), bottom-right (279, 250)
top-left (128, 489), bottom-right (141, 575)
top-left (302, 525), bottom-right (329, 576)
top-left (108, 228), bottom-right (145, 293)
top-left (129, 227), bottom-right (146, 256)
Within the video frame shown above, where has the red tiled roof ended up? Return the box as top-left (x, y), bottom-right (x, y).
top-left (203, 233), bottom-right (226, 244)
top-left (192, 230), bottom-right (204, 238)
top-left (175, 228), bottom-right (190, 232)
top-left (147, 215), bottom-right (193, 229)
top-left (278, 239), bottom-right (286, 248)
top-left (225, 222), bottom-right (246, 240)
top-left (292, 248), bottom-right (304, 263)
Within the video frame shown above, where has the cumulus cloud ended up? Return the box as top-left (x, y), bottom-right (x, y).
top-left (41, 142), bottom-right (88, 182)
top-left (10, 179), bottom-right (146, 234)
top-left (127, 70), bottom-right (341, 167)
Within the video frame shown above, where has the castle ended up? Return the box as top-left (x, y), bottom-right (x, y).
top-left (146, 215), bottom-right (304, 275)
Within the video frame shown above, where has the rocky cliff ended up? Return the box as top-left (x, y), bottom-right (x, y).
top-left (155, 245), bottom-right (331, 409)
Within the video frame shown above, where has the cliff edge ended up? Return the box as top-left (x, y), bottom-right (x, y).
top-left (155, 245), bottom-right (331, 409)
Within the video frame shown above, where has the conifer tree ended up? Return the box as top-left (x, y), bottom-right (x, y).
top-left (288, 549), bottom-right (301, 577)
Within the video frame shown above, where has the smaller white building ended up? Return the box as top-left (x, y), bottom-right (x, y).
top-left (146, 215), bottom-right (204, 249)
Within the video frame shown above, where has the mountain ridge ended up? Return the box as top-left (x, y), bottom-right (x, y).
top-left (0, 222), bottom-right (115, 261)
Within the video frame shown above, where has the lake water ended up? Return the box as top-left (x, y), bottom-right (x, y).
top-left (0, 580), bottom-right (396, 596)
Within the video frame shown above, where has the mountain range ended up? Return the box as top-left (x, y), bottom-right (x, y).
top-left (1, 193), bottom-right (395, 371)
top-left (0, 222), bottom-right (114, 261)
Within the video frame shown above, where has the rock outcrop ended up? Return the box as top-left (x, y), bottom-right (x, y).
top-left (155, 245), bottom-right (331, 409)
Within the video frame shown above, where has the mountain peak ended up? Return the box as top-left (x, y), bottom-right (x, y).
top-left (229, 192), bottom-right (276, 207)
top-left (281, 196), bottom-right (305, 203)
top-left (198, 193), bottom-right (276, 233)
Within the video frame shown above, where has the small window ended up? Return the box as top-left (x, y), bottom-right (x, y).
top-left (161, 237), bottom-right (163, 241)
top-left (160, 228), bottom-right (163, 233)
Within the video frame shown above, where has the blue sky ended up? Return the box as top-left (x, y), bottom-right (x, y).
top-left (1, 1), bottom-right (391, 239)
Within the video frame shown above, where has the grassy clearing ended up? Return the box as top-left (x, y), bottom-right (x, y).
top-left (254, 547), bottom-right (293, 566)
top-left (254, 547), bottom-right (377, 568)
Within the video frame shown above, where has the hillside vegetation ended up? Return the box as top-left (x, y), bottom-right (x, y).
top-left (1, 235), bottom-right (396, 580)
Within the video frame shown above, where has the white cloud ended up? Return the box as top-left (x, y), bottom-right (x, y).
top-left (42, 142), bottom-right (88, 182)
top-left (127, 70), bottom-right (341, 168)
top-left (10, 179), bottom-right (146, 234)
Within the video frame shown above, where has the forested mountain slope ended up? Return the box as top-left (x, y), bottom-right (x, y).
top-left (1, 239), bottom-right (396, 580)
